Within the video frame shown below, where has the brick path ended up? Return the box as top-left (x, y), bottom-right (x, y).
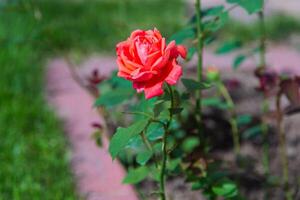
top-left (46, 58), bottom-right (139, 200)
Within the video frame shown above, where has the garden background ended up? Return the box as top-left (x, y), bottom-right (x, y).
top-left (1, 0), bottom-right (300, 199)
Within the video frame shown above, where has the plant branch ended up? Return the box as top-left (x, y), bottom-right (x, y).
top-left (258, 6), bottom-right (271, 199)
top-left (195, 0), bottom-right (204, 139)
top-left (159, 84), bottom-right (174, 200)
top-left (276, 92), bottom-right (292, 200)
top-left (218, 82), bottom-right (240, 155)
top-left (258, 9), bottom-right (266, 69)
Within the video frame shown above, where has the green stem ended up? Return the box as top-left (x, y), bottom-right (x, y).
top-left (218, 82), bottom-right (240, 155)
top-left (141, 130), bottom-right (159, 168)
top-left (195, 0), bottom-right (203, 131)
top-left (276, 93), bottom-right (292, 200)
top-left (258, 5), bottom-right (271, 199)
top-left (258, 9), bottom-right (266, 69)
top-left (141, 131), bottom-right (153, 152)
top-left (159, 84), bottom-right (174, 200)
top-left (261, 99), bottom-right (270, 176)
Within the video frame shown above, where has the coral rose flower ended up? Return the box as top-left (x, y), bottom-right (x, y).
top-left (116, 28), bottom-right (186, 99)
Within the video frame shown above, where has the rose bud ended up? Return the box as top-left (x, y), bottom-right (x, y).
top-left (116, 28), bottom-right (187, 99)
top-left (206, 66), bottom-right (220, 82)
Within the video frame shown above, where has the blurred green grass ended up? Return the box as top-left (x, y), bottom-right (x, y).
top-left (221, 13), bottom-right (300, 43)
top-left (35, 0), bottom-right (185, 52)
top-left (0, 0), bottom-right (184, 199)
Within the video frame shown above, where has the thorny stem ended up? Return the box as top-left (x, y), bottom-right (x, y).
top-left (276, 93), bottom-right (292, 200)
top-left (218, 82), bottom-right (240, 155)
top-left (195, 0), bottom-right (203, 135)
top-left (159, 84), bottom-right (174, 200)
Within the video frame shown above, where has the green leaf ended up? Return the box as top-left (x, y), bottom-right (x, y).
top-left (136, 149), bottom-right (153, 165)
top-left (236, 114), bottom-right (252, 126)
top-left (191, 178), bottom-right (208, 190)
top-left (182, 78), bottom-right (212, 91)
top-left (153, 100), bottom-right (165, 117)
top-left (243, 125), bottom-right (263, 139)
top-left (212, 179), bottom-right (238, 198)
top-left (94, 88), bottom-right (133, 107)
top-left (216, 40), bottom-right (242, 54)
top-left (167, 158), bottom-right (181, 171)
top-left (169, 107), bottom-right (183, 115)
top-left (168, 27), bottom-right (195, 44)
top-left (203, 11), bottom-right (229, 32)
top-left (109, 119), bottom-right (149, 159)
top-left (129, 98), bottom-right (156, 119)
top-left (202, 98), bottom-right (229, 110)
top-left (187, 47), bottom-right (196, 61)
top-left (173, 89), bottom-right (181, 108)
top-left (149, 165), bottom-right (160, 182)
top-left (233, 54), bottom-right (246, 69)
top-left (204, 6), bottom-right (225, 17)
top-left (123, 166), bottom-right (149, 184)
top-left (181, 137), bottom-right (200, 153)
top-left (147, 123), bottom-right (164, 141)
top-left (109, 72), bottom-right (132, 88)
top-left (227, 0), bottom-right (263, 14)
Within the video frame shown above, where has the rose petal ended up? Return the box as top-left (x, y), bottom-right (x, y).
top-left (177, 45), bottom-right (187, 59)
top-left (131, 71), bottom-right (154, 81)
top-left (117, 59), bottom-right (132, 75)
top-left (165, 60), bottom-right (182, 85)
top-left (133, 82), bottom-right (144, 93)
top-left (130, 29), bottom-right (145, 40)
top-left (144, 82), bottom-right (164, 99)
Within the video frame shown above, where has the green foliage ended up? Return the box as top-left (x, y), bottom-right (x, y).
top-left (168, 27), bottom-right (195, 44)
top-left (147, 123), bottom-right (164, 141)
top-left (34, 0), bottom-right (184, 52)
top-left (242, 125), bottom-right (263, 139)
top-left (0, 4), bottom-right (77, 198)
top-left (204, 10), bottom-right (229, 32)
top-left (202, 98), bottom-right (229, 110)
top-left (216, 40), bottom-right (242, 54)
top-left (181, 137), bottom-right (200, 153)
top-left (236, 114), bottom-right (253, 126)
top-left (109, 120), bottom-right (149, 159)
top-left (220, 14), bottom-right (300, 43)
top-left (233, 54), bottom-right (247, 69)
top-left (167, 158), bottom-right (182, 171)
top-left (212, 179), bottom-right (238, 198)
top-left (182, 78), bottom-right (212, 91)
top-left (136, 149), bottom-right (153, 165)
top-left (186, 47), bottom-right (197, 61)
top-left (123, 166), bottom-right (149, 184)
top-left (227, 0), bottom-right (263, 14)
top-left (95, 88), bottom-right (134, 107)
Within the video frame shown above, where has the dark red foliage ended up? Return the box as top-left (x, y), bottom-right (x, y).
top-left (88, 69), bottom-right (106, 86)
top-left (280, 76), bottom-right (300, 115)
top-left (224, 78), bottom-right (241, 91)
top-left (254, 68), bottom-right (279, 96)
top-left (91, 122), bottom-right (103, 130)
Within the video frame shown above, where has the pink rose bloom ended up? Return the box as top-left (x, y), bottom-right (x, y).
top-left (116, 28), bottom-right (186, 99)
